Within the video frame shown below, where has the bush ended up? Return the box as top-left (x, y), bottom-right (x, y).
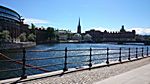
top-left (0, 30), bottom-right (11, 42)
top-left (28, 33), bottom-right (36, 42)
top-left (19, 33), bottom-right (27, 42)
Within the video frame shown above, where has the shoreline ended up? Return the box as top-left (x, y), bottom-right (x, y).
top-left (0, 42), bottom-right (36, 50)
top-left (0, 41), bottom-right (146, 50)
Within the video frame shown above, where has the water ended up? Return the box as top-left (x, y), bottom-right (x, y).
top-left (0, 43), bottom-right (149, 80)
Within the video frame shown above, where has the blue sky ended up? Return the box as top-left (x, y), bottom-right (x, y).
top-left (0, 0), bottom-right (150, 34)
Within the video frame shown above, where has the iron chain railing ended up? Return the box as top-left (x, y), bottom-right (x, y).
top-left (147, 47), bottom-right (149, 56)
top-left (119, 48), bottom-right (122, 62)
top-left (142, 47), bottom-right (144, 57)
top-left (106, 48), bottom-right (109, 64)
top-left (136, 48), bottom-right (138, 58)
top-left (63, 47), bottom-right (68, 72)
top-left (0, 47), bottom-right (150, 80)
top-left (21, 48), bottom-right (27, 79)
top-left (128, 48), bottom-right (131, 60)
top-left (89, 48), bottom-right (92, 69)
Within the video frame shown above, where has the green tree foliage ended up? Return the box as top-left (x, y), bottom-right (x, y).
top-left (0, 32), bottom-right (2, 39)
top-left (28, 33), bottom-right (36, 42)
top-left (0, 30), bottom-right (11, 42)
top-left (47, 27), bottom-right (55, 40)
top-left (19, 32), bottom-right (27, 42)
top-left (31, 23), bottom-right (36, 35)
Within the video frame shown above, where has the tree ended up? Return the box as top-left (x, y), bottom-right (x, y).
top-left (31, 23), bottom-right (36, 35)
top-left (19, 32), bottom-right (27, 42)
top-left (47, 27), bottom-right (55, 40)
top-left (0, 32), bottom-right (2, 40)
top-left (28, 33), bottom-right (36, 42)
top-left (0, 30), bottom-right (11, 42)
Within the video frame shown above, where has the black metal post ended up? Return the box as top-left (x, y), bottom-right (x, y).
top-left (63, 47), bottom-right (68, 72)
top-left (128, 48), bottom-right (131, 60)
top-left (142, 47), bottom-right (144, 57)
top-left (21, 48), bottom-right (27, 79)
top-left (136, 48), bottom-right (138, 58)
top-left (106, 48), bottom-right (109, 64)
top-left (147, 47), bottom-right (149, 57)
top-left (119, 48), bottom-right (122, 62)
top-left (89, 48), bottom-right (92, 69)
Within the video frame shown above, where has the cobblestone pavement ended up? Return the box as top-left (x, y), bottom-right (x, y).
top-left (94, 63), bottom-right (150, 84)
top-left (23, 57), bottom-right (150, 84)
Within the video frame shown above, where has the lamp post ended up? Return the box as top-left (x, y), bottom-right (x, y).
top-left (19, 16), bottom-right (24, 42)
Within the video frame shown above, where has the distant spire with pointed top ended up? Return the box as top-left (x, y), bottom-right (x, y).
top-left (77, 18), bottom-right (81, 34)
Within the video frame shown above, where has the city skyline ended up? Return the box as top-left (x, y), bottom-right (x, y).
top-left (0, 0), bottom-right (150, 35)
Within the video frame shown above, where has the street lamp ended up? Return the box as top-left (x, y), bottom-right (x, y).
top-left (19, 16), bottom-right (24, 42)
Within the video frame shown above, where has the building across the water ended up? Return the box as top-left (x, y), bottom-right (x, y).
top-left (75, 18), bottom-right (136, 42)
top-left (0, 5), bottom-right (28, 42)
top-left (55, 29), bottom-right (72, 41)
top-left (85, 25), bottom-right (136, 42)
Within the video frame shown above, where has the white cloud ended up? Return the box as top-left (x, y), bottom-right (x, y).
top-left (24, 18), bottom-right (49, 24)
top-left (127, 28), bottom-right (150, 35)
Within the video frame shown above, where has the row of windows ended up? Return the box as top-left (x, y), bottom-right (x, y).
top-left (0, 7), bottom-right (20, 19)
top-left (0, 11), bottom-right (20, 19)
top-left (0, 12), bottom-right (20, 22)
top-left (0, 16), bottom-right (20, 24)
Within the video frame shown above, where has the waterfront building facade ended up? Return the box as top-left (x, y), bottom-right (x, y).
top-left (75, 18), bottom-right (136, 43)
top-left (72, 33), bottom-right (82, 41)
top-left (85, 25), bottom-right (136, 42)
top-left (83, 34), bottom-right (92, 42)
top-left (55, 30), bottom-right (72, 42)
top-left (0, 5), bottom-right (28, 42)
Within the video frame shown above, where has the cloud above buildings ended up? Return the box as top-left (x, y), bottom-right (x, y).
top-left (24, 18), bottom-right (49, 24)
top-left (127, 28), bottom-right (150, 35)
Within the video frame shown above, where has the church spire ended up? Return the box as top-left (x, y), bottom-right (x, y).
top-left (77, 18), bottom-right (81, 34)
top-left (78, 18), bottom-right (80, 26)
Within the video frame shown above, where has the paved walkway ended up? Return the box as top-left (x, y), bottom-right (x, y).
top-left (94, 63), bottom-right (150, 84)
top-left (23, 57), bottom-right (150, 84)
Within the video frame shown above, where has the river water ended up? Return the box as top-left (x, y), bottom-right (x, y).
top-left (0, 43), bottom-right (149, 79)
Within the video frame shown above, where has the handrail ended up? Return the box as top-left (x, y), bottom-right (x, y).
top-left (0, 68), bottom-right (22, 72)
top-left (0, 47), bottom-right (149, 80)
top-left (0, 53), bottom-right (49, 72)
top-left (26, 56), bottom-right (64, 61)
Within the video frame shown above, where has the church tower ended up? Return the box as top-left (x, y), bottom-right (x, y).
top-left (77, 18), bottom-right (81, 34)
top-left (120, 25), bottom-right (126, 33)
